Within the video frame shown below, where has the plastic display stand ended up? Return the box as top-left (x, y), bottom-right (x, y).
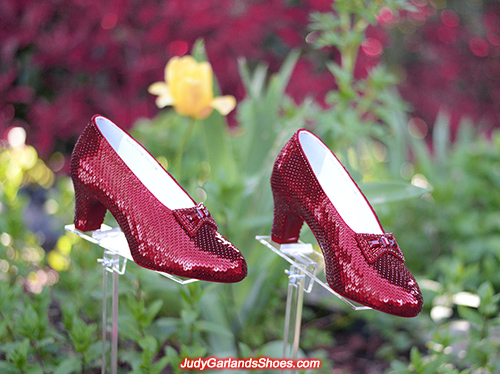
top-left (65, 224), bottom-right (198, 374)
top-left (256, 235), bottom-right (370, 367)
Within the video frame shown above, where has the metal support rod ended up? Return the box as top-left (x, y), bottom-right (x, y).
top-left (98, 252), bottom-right (124, 374)
top-left (292, 273), bottom-right (305, 361)
top-left (111, 254), bottom-right (119, 374)
top-left (255, 235), bottom-right (369, 374)
top-left (111, 254), bottom-right (120, 374)
top-left (282, 266), bottom-right (306, 374)
top-left (64, 225), bottom-right (200, 374)
top-left (102, 262), bottom-right (108, 374)
top-left (282, 277), bottom-right (294, 359)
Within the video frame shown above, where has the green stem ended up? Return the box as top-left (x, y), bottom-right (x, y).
top-left (80, 352), bottom-right (85, 374)
top-left (175, 118), bottom-right (197, 179)
top-left (342, 44), bottom-right (359, 73)
top-left (340, 14), bottom-right (368, 74)
top-left (481, 316), bottom-right (488, 340)
top-left (224, 284), bottom-right (243, 357)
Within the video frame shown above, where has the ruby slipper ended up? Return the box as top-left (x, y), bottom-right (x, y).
top-left (270, 129), bottom-right (422, 317)
top-left (70, 115), bottom-right (247, 283)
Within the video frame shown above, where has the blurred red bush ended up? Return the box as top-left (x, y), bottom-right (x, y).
top-left (0, 0), bottom-right (332, 157)
top-left (393, 0), bottom-right (500, 137)
top-left (1, 0), bottom-right (498, 158)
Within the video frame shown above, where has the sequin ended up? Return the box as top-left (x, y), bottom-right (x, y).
top-left (70, 115), bottom-right (247, 283)
top-left (270, 129), bottom-right (423, 317)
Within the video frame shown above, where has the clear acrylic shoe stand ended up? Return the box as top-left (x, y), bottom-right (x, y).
top-left (65, 224), bottom-right (198, 374)
top-left (255, 236), bottom-right (370, 371)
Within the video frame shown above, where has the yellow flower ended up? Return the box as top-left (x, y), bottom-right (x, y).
top-left (148, 56), bottom-right (236, 119)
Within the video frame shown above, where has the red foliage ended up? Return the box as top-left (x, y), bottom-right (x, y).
top-left (0, 0), bottom-right (334, 157)
top-left (1, 0), bottom-right (498, 157)
top-left (395, 1), bottom-right (500, 135)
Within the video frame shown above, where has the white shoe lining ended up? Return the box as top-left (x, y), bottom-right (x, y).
top-left (298, 131), bottom-right (383, 234)
top-left (95, 116), bottom-right (195, 210)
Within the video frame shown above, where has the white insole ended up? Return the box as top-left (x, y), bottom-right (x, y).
top-left (299, 131), bottom-right (383, 234)
top-left (95, 116), bottom-right (195, 210)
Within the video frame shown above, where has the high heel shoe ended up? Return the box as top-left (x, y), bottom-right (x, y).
top-left (70, 115), bottom-right (247, 283)
top-left (270, 129), bottom-right (422, 317)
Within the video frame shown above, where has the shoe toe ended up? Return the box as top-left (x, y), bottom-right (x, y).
top-left (191, 226), bottom-right (247, 283)
top-left (128, 218), bottom-right (247, 283)
top-left (369, 254), bottom-right (423, 317)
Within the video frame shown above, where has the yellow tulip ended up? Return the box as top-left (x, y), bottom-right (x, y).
top-left (148, 56), bottom-right (236, 119)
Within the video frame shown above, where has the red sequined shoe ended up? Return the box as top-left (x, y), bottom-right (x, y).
top-left (271, 129), bottom-right (423, 317)
top-left (70, 115), bottom-right (247, 283)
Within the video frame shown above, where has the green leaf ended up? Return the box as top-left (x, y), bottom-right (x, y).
top-left (202, 112), bottom-right (237, 185)
top-left (326, 62), bottom-right (354, 94)
top-left (433, 110), bottom-right (451, 167)
top-left (85, 341), bottom-right (103, 365)
top-left (127, 293), bottom-right (146, 322)
top-left (457, 305), bottom-right (484, 327)
top-left (477, 281), bottom-right (499, 317)
top-left (360, 181), bottom-right (429, 205)
top-left (410, 134), bottom-right (435, 180)
top-left (257, 340), bottom-right (307, 359)
top-left (268, 50), bottom-right (300, 100)
top-left (240, 61), bottom-right (269, 99)
top-left (25, 365), bottom-right (44, 374)
top-left (238, 342), bottom-right (254, 358)
top-left (138, 335), bottom-right (158, 355)
top-left (366, 65), bottom-right (398, 89)
top-left (69, 317), bottom-right (97, 354)
top-left (18, 304), bottom-right (39, 340)
top-left (151, 317), bottom-right (178, 342)
top-left (389, 359), bottom-right (412, 373)
top-left (194, 320), bottom-right (233, 337)
top-left (191, 38), bottom-right (207, 62)
top-left (6, 338), bottom-right (30, 370)
top-left (454, 117), bottom-right (475, 151)
top-left (0, 361), bottom-right (20, 374)
top-left (151, 356), bottom-right (170, 374)
top-left (119, 316), bottom-right (142, 342)
top-left (409, 346), bottom-right (422, 368)
top-left (477, 281), bottom-right (494, 302)
top-left (0, 319), bottom-right (7, 339)
top-left (142, 299), bottom-right (163, 329)
top-left (165, 346), bottom-right (181, 374)
top-left (61, 304), bottom-right (77, 332)
top-left (165, 345), bottom-right (179, 361)
top-left (257, 340), bottom-right (283, 358)
top-left (237, 50), bottom-right (299, 176)
top-left (180, 309), bottom-right (199, 327)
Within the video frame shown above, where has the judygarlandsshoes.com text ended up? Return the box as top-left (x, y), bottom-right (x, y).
top-left (179, 356), bottom-right (322, 371)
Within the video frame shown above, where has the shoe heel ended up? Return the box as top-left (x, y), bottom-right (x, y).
top-left (271, 195), bottom-right (304, 244)
top-left (73, 183), bottom-right (107, 231)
